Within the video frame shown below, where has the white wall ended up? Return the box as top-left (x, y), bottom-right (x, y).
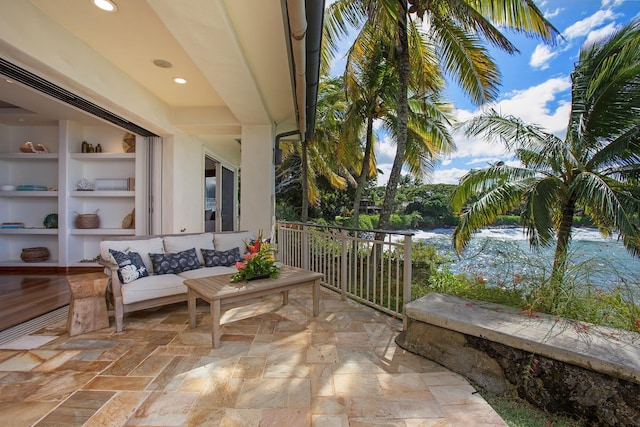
top-left (240, 125), bottom-right (275, 237)
top-left (0, 1), bottom-right (245, 236)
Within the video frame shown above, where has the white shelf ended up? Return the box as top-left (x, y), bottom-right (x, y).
top-left (0, 153), bottom-right (58, 160)
top-left (70, 228), bottom-right (135, 236)
top-left (0, 191), bottom-right (58, 197)
top-left (0, 228), bottom-right (58, 235)
top-left (71, 190), bottom-right (134, 197)
top-left (0, 260), bottom-right (59, 267)
top-left (70, 153), bottom-right (135, 160)
top-left (69, 262), bottom-right (101, 267)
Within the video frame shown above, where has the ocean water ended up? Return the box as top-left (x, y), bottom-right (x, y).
top-left (410, 227), bottom-right (640, 292)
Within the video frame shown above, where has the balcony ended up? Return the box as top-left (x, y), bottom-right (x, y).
top-left (0, 222), bottom-right (510, 424)
top-left (276, 221), bottom-right (414, 326)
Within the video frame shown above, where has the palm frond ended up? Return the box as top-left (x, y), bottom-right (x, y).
top-left (586, 125), bottom-right (640, 173)
top-left (461, 108), bottom-right (556, 149)
top-left (457, 0), bottom-right (560, 42)
top-left (571, 19), bottom-right (640, 146)
top-left (450, 163), bottom-right (540, 211)
top-left (452, 176), bottom-right (532, 254)
top-left (574, 172), bottom-right (640, 257)
top-left (520, 176), bottom-right (564, 248)
top-left (428, 15), bottom-right (501, 105)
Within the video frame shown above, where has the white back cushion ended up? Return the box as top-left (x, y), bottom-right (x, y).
top-left (163, 233), bottom-right (214, 265)
top-left (100, 237), bottom-right (164, 274)
top-left (214, 231), bottom-right (255, 253)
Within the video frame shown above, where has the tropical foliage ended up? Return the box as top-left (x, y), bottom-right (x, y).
top-left (277, 76), bottom-right (355, 221)
top-left (451, 20), bottom-right (640, 299)
top-left (325, 0), bottom-right (559, 232)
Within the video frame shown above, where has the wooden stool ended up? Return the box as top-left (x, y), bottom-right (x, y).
top-left (67, 272), bottom-right (110, 336)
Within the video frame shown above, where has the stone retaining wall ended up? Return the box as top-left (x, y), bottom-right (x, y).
top-left (395, 293), bottom-right (640, 426)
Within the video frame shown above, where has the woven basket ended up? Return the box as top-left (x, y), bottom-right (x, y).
top-left (21, 247), bottom-right (50, 262)
top-left (75, 211), bottom-right (100, 229)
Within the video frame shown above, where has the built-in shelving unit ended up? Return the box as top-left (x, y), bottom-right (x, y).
top-left (0, 228), bottom-right (58, 235)
top-left (70, 191), bottom-right (134, 197)
top-left (0, 120), bottom-right (142, 267)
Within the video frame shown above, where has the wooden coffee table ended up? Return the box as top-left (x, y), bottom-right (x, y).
top-left (184, 266), bottom-right (323, 348)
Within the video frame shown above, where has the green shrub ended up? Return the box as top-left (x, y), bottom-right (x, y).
top-left (410, 244), bottom-right (640, 332)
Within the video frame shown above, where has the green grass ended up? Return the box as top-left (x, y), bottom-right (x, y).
top-left (478, 392), bottom-right (585, 427)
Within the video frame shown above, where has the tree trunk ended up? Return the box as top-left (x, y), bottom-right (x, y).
top-left (376, 0), bottom-right (409, 238)
top-left (550, 195), bottom-right (576, 302)
top-left (352, 114), bottom-right (374, 231)
top-left (301, 140), bottom-right (309, 222)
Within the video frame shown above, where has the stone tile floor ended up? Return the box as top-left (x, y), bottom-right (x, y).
top-left (0, 287), bottom-right (506, 426)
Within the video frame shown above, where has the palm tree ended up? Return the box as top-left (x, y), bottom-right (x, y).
top-left (279, 76), bottom-right (355, 222)
top-left (451, 19), bottom-right (640, 295)
top-left (326, 0), bottom-right (559, 231)
top-left (336, 11), bottom-right (449, 229)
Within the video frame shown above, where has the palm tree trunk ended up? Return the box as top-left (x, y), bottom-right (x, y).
top-left (551, 195), bottom-right (576, 296)
top-left (301, 140), bottom-right (309, 222)
top-left (352, 115), bottom-right (374, 230)
top-left (376, 0), bottom-right (409, 237)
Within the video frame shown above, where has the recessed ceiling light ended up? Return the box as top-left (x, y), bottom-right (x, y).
top-left (92, 0), bottom-right (117, 12)
top-left (153, 59), bottom-right (173, 69)
top-left (173, 77), bottom-right (188, 84)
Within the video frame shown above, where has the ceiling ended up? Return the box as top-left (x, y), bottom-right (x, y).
top-left (0, 0), bottom-right (306, 139)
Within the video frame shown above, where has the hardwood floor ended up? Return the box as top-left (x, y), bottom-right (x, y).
top-left (0, 269), bottom-right (102, 331)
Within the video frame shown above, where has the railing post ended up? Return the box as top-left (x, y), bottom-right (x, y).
top-left (302, 224), bottom-right (309, 271)
top-left (402, 234), bottom-right (412, 330)
top-left (340, 229), bottom-right (347, 300)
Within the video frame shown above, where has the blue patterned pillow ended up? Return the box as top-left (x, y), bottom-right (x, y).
top-left (149, 248), bottom-right (201, 275)
top-left (201, 247), bottom-right (241, 267)
top-left (109, 249), bottom-right (149, 284)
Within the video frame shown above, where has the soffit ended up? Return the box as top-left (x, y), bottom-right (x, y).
top-left (5, 0), bottom-right (297, 134)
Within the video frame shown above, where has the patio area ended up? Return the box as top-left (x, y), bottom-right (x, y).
top-left (0, 286), bottom-right (506, 426)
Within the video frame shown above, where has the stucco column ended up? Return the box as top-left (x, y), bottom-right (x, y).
top-left (240, 125), bottom-right (275, 236)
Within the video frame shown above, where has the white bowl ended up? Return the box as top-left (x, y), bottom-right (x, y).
top-left (0, 185), bottom-right (17, 191)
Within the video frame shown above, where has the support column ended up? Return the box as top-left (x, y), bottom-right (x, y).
top-left (240, 124), bottom-right (275, 235)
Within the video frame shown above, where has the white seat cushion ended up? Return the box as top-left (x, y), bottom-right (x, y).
top-left (121, 273), bottom-right (186, 304)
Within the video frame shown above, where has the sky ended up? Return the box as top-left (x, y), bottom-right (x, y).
top-left (327, 0), bottom-right (640, 185)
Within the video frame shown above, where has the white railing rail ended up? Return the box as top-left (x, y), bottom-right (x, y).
top-left (276, 221), bottom-right (413, 326)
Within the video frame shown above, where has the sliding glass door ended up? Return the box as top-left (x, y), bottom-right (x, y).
top-left (204, 155), bottom-right (237, 232)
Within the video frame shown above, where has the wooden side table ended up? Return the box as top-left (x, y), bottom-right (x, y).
top-left (67, 272), bottom-right (110, 336)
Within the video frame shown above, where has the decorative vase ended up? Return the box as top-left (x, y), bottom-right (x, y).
top-left (43, 213), bottom-right (58, 229)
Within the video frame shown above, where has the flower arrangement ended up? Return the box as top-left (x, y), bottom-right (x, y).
top-left (230, 232), bottom-right (280, 282)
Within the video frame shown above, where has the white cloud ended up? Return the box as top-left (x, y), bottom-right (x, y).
top-left (544, 8), bottom-right (563, 19)
top-left (431, 168), bottom-right (469, 184)
top-left (583, 22), bottom-right (620, 47)
top-left (375, 163), bottom-right (394, 186)
top-left (465, 157), bottom-right (505, 166)
top-left (601, 0), bottom-right (624, 8)
top-left (488, 77), bottom-right (571, 136)
top-left (432, 77), bottom-right (572, 184)
top-left (375, 135), bottom-right (397, 164)
top-left (529, 44), bottom-right (558, 70)
top-left (563, 9), bottom-right (618, 39)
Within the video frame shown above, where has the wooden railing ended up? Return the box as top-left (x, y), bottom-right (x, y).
top-left (275, 221), bottom-right (413, 325)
